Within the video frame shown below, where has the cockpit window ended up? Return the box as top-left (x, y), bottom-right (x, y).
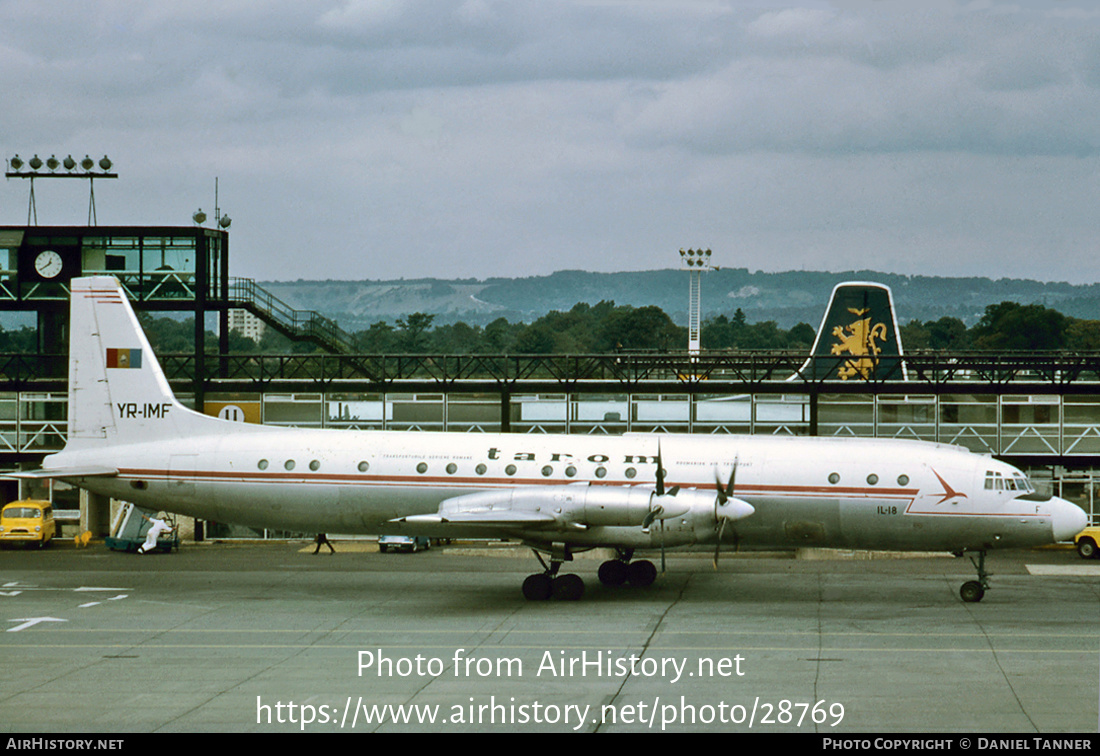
top-left (986, 470), bottom-right (1034, 494)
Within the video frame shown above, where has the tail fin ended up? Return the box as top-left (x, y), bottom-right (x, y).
top-left (798, 281), bottom-right (906, 381)
top-left (66, 276), bottom-right (230, 449)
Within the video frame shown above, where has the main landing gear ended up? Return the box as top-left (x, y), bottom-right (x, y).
top-left (597, 549), bottom-right (657, 589)
top-left (957, 549), bottom-right (990, 603)
top-left (522, 550), bottom-right (585, 601)
top-left (521, 548), bottom-right (660, 601)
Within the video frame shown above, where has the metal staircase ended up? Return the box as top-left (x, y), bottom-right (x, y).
top-left (228, 277), bottom-right (354, 354)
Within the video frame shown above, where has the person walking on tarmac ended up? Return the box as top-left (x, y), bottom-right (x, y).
top-left (313, 533), bottom-right (335, 554)
top-left (138, 512), bottom-right (173, 555)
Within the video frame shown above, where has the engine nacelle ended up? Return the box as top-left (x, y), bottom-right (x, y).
top-left (431, 484), bottom-right (751, 532)
top-left (436, 485), bottom-right (658, 527)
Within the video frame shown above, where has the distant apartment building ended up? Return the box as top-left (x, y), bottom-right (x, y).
top-left (228, 308), bottom-right (266, 342)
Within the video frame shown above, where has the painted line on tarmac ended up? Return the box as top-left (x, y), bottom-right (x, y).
top-left (1026, 564), bottom-right (1100, 575)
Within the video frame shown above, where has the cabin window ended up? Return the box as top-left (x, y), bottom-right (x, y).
top-left (309, 460), bottom-right (320, 471)
top-left (284, 460), bottom-right (296, 471)
top-left (867, 474), bottom-right (878, 485)
top-left (258, 459), bottom-right (269, 470)
top-left (625, 467), bottom-right (637, 479)
top-left (446, 463), bottom-right (457, 474)
top-left (358, 461), bottom-right (369, 473)
top-left (505, 464), bottom-right (517, 476)
top-left (541, 465), bottom-right (553, 477)
top-left (595, 467), bottom-right (607, 478)
top-left (828, 472), bottom-right (840, 484)
top-left (565, 466), bottom-right (577, 477)
top-left (416, 462), bottom-right (428, 474)
top-left (897, 475), bottom-right (909, 486)
top-left (475, 463), bottom-right (487, 475)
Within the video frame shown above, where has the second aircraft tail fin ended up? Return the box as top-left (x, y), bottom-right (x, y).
top-left (798, 282), bottom-right (906, 381)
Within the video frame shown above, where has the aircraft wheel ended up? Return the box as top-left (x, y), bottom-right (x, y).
top-left (627, 560), bottom-right (657, 588)
top-left (522, 574), bottom-right (553, 601)
top-left (959, 580), bottom-right (985, 603)
top-left (1078, 538), bottom-right (1097, 559)
top-left (552, 574), bottom-right (585, 601)
top-left (598, 560), bottom-right (628, 587)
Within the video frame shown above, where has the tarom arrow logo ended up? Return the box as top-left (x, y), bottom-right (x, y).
top-left (931, 469), bottom-right (969, 504)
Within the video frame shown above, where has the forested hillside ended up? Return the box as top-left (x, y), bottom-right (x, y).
top-left (260, 269), bottom-right (1100, 332)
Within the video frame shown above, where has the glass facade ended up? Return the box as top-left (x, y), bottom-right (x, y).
top-left (82, 233), bottom-right (199, 300)
top-left (0, 226), bottom-right (225, 303)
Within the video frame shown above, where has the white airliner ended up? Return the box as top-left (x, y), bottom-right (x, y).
top-left (21, 277), bottom-right (1087, 603)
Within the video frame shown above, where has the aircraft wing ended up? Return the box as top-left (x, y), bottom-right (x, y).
top-left (4, 466), bottom-right (119, 480)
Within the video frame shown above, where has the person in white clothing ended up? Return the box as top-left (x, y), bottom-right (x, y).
top-left (137, 512), bottom-right (172, 554)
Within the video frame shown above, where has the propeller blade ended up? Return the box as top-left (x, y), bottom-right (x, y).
top-left (655, 442), bottom-right (665, 497)
top-left (714, 471), bottom-right (727, 504)
top-left (642, 504), bottom-right (663, 530)
top-left (660, 520), bottom-right (667, 574)
top-left (713, 519), bottom-right (727, 570)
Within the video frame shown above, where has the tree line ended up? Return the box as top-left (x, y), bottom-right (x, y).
top-left (0, 299), bottom-right (1096, 355)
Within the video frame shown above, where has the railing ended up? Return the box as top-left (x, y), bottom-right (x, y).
top-left (153, 350), bottom-right (1100, 392)
top-left (5, 350), bottom-right (1100, 390)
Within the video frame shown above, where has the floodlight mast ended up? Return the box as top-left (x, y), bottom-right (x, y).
top-left (679, 247), bottom-right (714, 355)
top-left (5, 153), bottom-right (117, 225)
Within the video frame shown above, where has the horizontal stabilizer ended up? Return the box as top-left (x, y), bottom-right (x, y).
top-left (4, 466), bottom-right (119, 480)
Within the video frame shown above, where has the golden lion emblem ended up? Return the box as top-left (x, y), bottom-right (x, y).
top-left (830, 308), bottom-right (888, 380)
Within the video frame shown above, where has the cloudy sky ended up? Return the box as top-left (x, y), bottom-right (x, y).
top-left (1, 1), bottom-right (1098, 283)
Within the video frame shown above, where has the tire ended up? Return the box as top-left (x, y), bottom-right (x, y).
top-left (960, 580), bottom-right (985, 603)
top-left (627, 560), bottom-right (658, 588)
top-left (1077, 538), bottom-right (1097, 560)
top-left (522, 574), bottom-right (553, 601)
top-left (551, 574), bottom-right (585, 601)
top-left (598, 560), bottom-right (628, 587)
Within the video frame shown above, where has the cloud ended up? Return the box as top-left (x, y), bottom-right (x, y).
top-left (0, 1), bottom-right (1097, 284)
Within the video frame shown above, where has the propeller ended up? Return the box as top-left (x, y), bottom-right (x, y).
top-left (642, 442), bottom-right (681, 530)
top-left (645, 442), bottom-right (681, 573)
top-left (714, 457), bottom-right (739, 569)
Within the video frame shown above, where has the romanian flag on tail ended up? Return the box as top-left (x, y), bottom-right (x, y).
top-left (106, 348), bottom-right (142, 369)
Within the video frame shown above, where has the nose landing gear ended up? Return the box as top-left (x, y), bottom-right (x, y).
top-left (958, 550), bottom-right (990, 603)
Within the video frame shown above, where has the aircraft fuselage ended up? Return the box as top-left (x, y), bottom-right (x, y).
top-left (52, 430), bottom-right (1063, 553)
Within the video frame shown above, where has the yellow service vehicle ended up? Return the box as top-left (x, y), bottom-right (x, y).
top-left (1075, 527), bottom-right (1100, 559)
top-left (0, 500), bottom-right (56, 548)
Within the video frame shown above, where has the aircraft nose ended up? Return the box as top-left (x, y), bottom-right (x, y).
top-left (1049, 497), bottom-right (1088, 542)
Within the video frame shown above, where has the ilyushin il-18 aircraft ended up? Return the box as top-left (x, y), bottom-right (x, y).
top-left (19, 277), bottom-right (1086, 603)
